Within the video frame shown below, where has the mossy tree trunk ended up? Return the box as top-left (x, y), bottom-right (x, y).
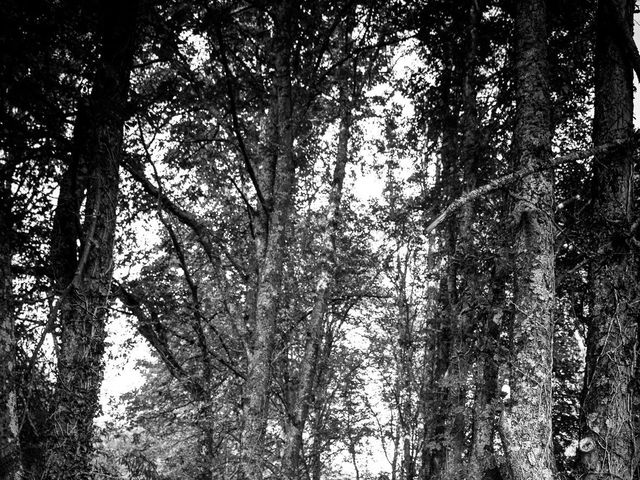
top-left (499, 0), bottom-right (555, 479)
top-left (47, 1), bottom-right (140, 477)
top-left (0, 159), bottom-right (22, 480)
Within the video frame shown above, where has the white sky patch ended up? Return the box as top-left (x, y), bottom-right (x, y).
top-left (97, 313), bottom-right (154, 427)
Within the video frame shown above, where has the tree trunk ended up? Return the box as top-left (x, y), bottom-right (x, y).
top-left (0, 161), bottom-right (22, 480)
top-left (578, 1), bottom-right (638, 478)
top-left (499, 0), bottom-right (555, 479)
top-left (240, 4), bottom-right (297, 479)
top-left (47, 1), bottom-right (139, 477)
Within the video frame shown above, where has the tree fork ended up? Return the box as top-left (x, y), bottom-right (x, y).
top-left (240, 2), bottom-right (298, 479)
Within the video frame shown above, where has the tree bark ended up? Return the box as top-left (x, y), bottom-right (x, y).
top-left (578, 1), bottom-right (638, 479)
top-left (0, 160), bottom-right (22, 480)
top-left (240, 3), bottom-right (297, 479)
top-left (499, 0), bottom-right (555, 479)
top-left (47, 1), bottom-right (139, 477)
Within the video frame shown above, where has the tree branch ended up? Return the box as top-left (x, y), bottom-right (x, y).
top-left (25, 189), bottom-right (101, 380)
top-left (114, 281), bottom-right (207, 400)
top-left (213, 19), bottom-right (269, 213)
top-left (122, 155), bottom-right (247, 280)
top-left (425, 134), bottom-right (639, 235)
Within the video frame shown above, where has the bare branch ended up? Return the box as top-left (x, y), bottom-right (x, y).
top-left (114, 281), bottom-right (207, 400)
top-left (425, 134), bottom-right (639, 235)
top-left (122, 156), bottom-right (247, 280)
top-left (213, 20), bottom-right (269, 213)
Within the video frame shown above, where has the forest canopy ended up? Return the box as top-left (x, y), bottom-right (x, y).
top-left (1, 0), bottom-right (640, 479)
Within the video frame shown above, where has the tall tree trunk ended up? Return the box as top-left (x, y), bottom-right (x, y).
top-left (499, 0), bottom-right (555, 479)
top-left (47, 1), bottom-right (139, 477)
top-left (578, 1), bottom-right (638, 478)
top-left (281, 60), bottom-right (352, 478)
top-left (240, 3), bottom-right (297, 479)
top-left (0, 161), bottom-right (22, 480)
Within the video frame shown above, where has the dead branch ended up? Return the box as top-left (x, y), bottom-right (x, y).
top-left (425, 134), bottom-right (639, 235)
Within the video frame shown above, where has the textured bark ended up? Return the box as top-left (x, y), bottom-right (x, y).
top-left (578, 1), bottom-right (638, 478)
top-left (499, 0), bottom-right (555, 479)
top-left (0, 163), bottom-right (22, 480)
top-left (281, 61), bottom-right (352, 479)
top-left (240, 4), bottom-right (297, 479)
top-left (47, 1), bottom-right (139, 478)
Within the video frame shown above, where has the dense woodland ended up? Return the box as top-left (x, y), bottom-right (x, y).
top-left (2, 0), bottom-right (640, 479)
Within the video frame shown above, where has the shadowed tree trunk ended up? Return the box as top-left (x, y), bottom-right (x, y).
top-left (0, 158), bottom-right (22, 480)
top-left (424, 43), bottom-right (461, 479)
top-left (499, 0), bottom-right (555, 479)
top-left (47, 1), bottom-right (140, 477)
top-left (578, 1), bottom-right (639, 478)
top-left (395, 252), bottom-right (417, 480)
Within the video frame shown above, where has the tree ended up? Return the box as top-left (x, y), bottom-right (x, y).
top-left (5, 0), bottom-right (640, 477)
top-left (0, 1), bottom-right (86, 476)
top-left (47, 1), bottom-right (142, 477)
top-left (0, 162), bottom-right (22, 480)
top-left (578, 0), bottom-right (639, 478)
top-left (499, 0), bottom-right (555, 479)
